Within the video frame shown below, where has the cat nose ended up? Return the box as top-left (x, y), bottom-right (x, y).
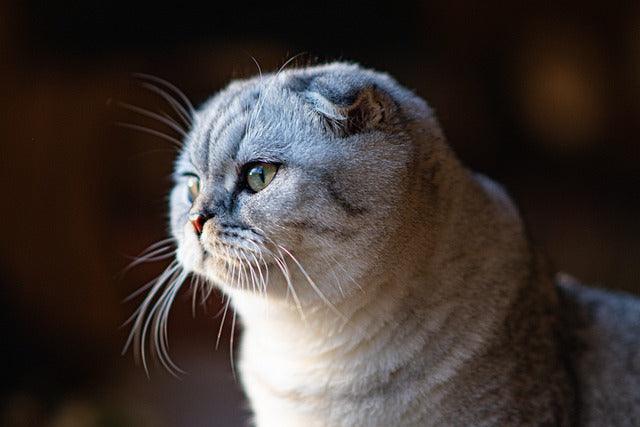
top-left (188, 212), bottom-right (209, 235)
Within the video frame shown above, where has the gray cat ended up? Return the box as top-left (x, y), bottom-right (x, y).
top-left (131, 62), bottom-right (640, 426)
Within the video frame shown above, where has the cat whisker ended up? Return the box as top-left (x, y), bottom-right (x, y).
top-left (199, 281), bottom-right (210, 311)
top-left (201, 286), bottom-right (215, 306)
top-left (139, 269), bottom-right (183, 376)
top-left (152, 270), bottom-right (188, 377)
top-left (237, 245), bottom-right (268, 297)
top-left (133, 73), bottom-right (196, 116)
top-left (214, 246), bottom-right (235, 351)
top-left (249, 55), bottom-right (263, 80)
top-left (226, 245), bottom-right (238, 288)
top-left (123, 246), bottom-right (176, 273)
top-left (120, 238), bottom-right (177, 277)
top-left (269, 245), bottom-right (306, 321)
top-left (315, 234), bottom-right (364, 294)
top-left (137, 244), bottom-right (175, 257)
top-left (256, 225), bottom-right (349, 318)
top-left (252, 227), bottom-right (306, 320)
top-left (248, 251), bottom-right (268, 298)
top-left (139, 237), bottom-right (177, 256)
top-left (242, 251), bottom-right (260, 295)
top-left (233, 247), bottom-right (255, 290)
top-left (139, 81), bottom-right (193, 129)
top-left (249, 251), bottom-right (265, 294)
top-left (122, 250), bottom-right (190, 378)
top-left (122, 261), bottom-right (181, 372)
top-left (123, 278), bottom-right (158, 306)
top-left (257, 249), bottom-right (270, 294)
top-left (317, 251), bottom-right (346, 298)
top-left (117, 101), bottom-right (188, 137)
top-left (232, 247), bottom-right (248, 292)
top-left (216, 293), bottom-right (232, 350)
top-left (277, 244), bottom-right (345, 320)
top-left (190, 275), bottom-right (200, 318)
top-left (116, 122), bottom-right (183, 150)
top-left (230, 309), bottom-right (238, 380)
top-left (121, 259), bottom-right (180, 317)
top-left (246, 53), bottom-right (305, 139)
top-left (240, 254), bottom-right (250, 292)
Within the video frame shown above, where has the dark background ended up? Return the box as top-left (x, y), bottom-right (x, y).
top-left (1, 1), bottom-right (639, 426)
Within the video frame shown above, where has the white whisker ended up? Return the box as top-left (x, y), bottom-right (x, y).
top-left (278, 244), bottom-right (345, 320)
top-left (230, 309), bottom-right (238, 380)
top-left (216, 294), bottom-right (231, 350)
top-left (252, 227), bottom-right (306, 320)
top-left (236, 248), bottom-right (250, 292)
top-left (140, 271), bottom-right (186, 376)
top-left (241, 250), bottom-right (260, 295)
top-left (133, 73), bottom-right (196, 115)
top-left (116, 122), bottom-right (183, 150)
top-left (117, 101), bottom-right (188, 137)
top-left (154, 270), bottom-right (188, 376)
top-left (140, 82), bottom-right (193, 128)
top-left (139, 237), bottom-right (177, 256)
top-left (248, 251), bottom-right (267, 297)
top-left (190, 275), bottom-right (200, 317)
top-left (272, 246), bottom-right (306, 321)
top-left (246, 53), bottom-right (305, 139)
top-left (121, 238), bottom-right (177, 277)
top-left (122, 260), bottom-right (180, 334)
top-left (318, 251), bottom-right (346, 298)
top-left (316, 235), bottom-right (364, 293)
top-left (123, 246), bottom-right (176, 273)
top-left (131, 266), bottom-right (179, 374)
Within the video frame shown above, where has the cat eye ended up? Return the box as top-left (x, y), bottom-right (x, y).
top-left (245, 163), bottom-right (278, 193)
top-left (186, 175), bottom-right (200, 203)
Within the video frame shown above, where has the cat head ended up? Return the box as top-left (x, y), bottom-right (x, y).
top-left (170, 62), bottom-right (438, 307)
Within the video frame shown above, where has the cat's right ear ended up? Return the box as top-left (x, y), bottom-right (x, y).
top-left (303, 85), bottom-right (398, 136)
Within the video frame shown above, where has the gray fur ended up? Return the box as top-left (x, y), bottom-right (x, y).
top-left (164, 62), bottom-right (640, 426)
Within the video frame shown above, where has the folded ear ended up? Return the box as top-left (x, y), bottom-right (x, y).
top-left (304, 85), bottom-right (398, 136)
top-left (339, 86), bottom-right (397, 134)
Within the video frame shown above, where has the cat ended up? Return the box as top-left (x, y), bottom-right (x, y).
top-left (131, 62), bottom-right (640, 426)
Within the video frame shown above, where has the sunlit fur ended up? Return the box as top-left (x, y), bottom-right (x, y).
top-left (129, 63), bottom-right (640, 426)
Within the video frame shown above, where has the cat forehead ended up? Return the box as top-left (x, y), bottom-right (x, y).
top-left (186, 81), bottom-right (314, 168)
top-left (183, 70), bottom-right (338, 168)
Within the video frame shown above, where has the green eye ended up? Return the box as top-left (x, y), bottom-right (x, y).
top-left (246, 163), bottom-right (278, 192)
top-left (186, 175), bottom-right (200, 203)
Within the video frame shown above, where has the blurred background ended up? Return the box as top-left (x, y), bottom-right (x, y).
top-left (1, 1), bottom-right (639, 426)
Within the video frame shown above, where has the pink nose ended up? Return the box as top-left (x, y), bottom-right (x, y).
top-left (189, 213), bottom-right (207, 235)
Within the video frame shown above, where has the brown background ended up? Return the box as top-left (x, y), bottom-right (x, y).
top-left (1, 1), bottom-right (639, 426)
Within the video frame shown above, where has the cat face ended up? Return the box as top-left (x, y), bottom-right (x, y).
top-left (170, 63), bottom-right (421, 305)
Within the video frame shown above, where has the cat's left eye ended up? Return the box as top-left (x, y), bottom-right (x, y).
top-left (186, 175), bottom-right (200, 203)
top-left (246, 163), bottom-right (278, 193)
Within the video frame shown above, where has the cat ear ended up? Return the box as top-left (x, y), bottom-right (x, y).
top-left (304, 85), bottom-right (397, 135)
top-left (338, 86), bottom-right (396, 134)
